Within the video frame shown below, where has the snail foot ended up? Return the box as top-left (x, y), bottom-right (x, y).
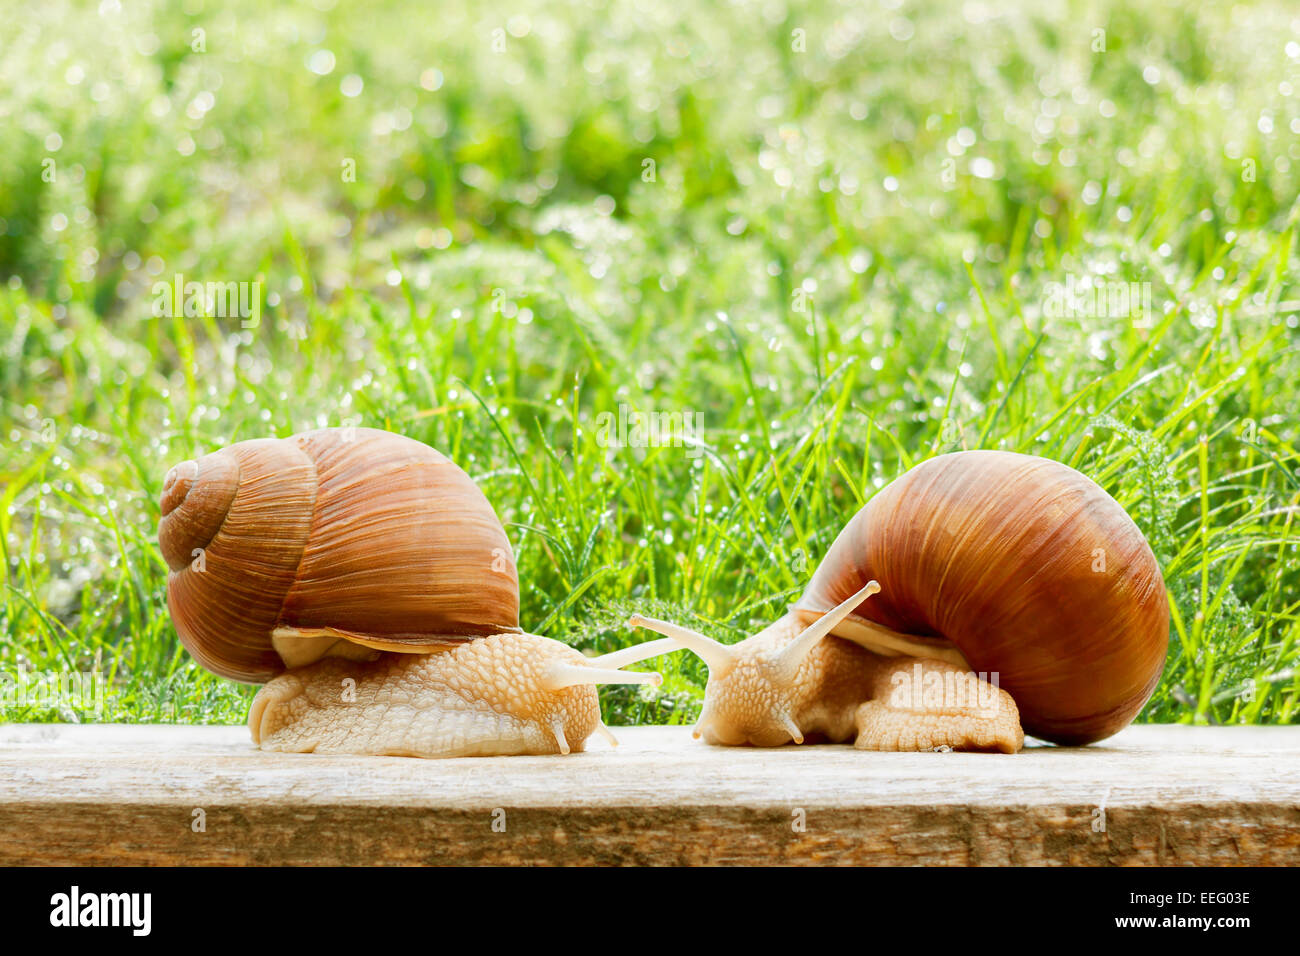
top-left (855, 657), bottom-right (1024, 753)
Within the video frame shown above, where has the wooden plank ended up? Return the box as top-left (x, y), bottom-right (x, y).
top-left (1, 723), bottom-right (1297, 865)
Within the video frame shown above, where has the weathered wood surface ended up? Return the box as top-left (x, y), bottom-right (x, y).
top-left (1, 723), bottom-right (1297, 865)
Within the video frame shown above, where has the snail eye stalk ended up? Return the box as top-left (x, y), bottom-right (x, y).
top-left (625, 614), bottom-right (736, 675)
top-left (540, 663), bottom-right (663, 692)
top-left (775, 580), bottom-right (880, 679)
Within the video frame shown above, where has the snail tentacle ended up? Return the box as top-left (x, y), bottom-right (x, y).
top-left (540, 662), bottom-right (663, 691)
top-left (780, 713), bottom-right (804, 745)
top-left (586, 636), bottom-right (681, 670)
top-left (595, 722), bottom-right (619, 747)
top-left (550, 718), bottom-right (570, 755)
top-left (625, 614), bottom-right (735, 674)
top-left (775, 579), bottom-right (880, 679)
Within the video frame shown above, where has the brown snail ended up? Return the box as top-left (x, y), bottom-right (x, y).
top-left (628, 450), bottom-right (1170, 752)
top-left (158, 427), bottom-right (669, 757)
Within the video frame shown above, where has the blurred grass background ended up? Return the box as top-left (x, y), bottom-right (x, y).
top-left (2, 0), bottom-right (1298, 728)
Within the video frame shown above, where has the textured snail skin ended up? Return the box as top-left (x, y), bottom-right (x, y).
top-left (159, 428), bottom-right (671, 758)
top-left (628, 451), bottom-right (1168, 751)
top-left (796, 450), bottom-right (1169, 745)
top-left (695, 615), bottom-right (1023, 753)
top-left (250, 634), bottom-right (607, 757)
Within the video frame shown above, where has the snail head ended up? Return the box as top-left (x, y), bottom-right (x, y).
top-left (627, 581), bottom-right (880, 746)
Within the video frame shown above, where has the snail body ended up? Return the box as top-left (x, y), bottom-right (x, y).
top-left (630, 450), bottom-right (1169, 752)
top-left (159, 427), bottom-right (665, 757)
top-left (251, 633), bottom-right (622, 757)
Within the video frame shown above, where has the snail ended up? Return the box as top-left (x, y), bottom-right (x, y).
top-left (157, 427), bottom-right (671, 757)
top-left (627, 450), bottom-right (1170, 753)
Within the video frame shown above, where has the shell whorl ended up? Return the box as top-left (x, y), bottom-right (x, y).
top-left (159, 453), bottom-right (240, 570)
top-left (795, 450), bottom-right (1170, 745)
top-left (159, 428), bottom-right (521, 684)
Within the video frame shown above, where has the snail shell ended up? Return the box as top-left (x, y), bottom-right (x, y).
top-left (158, 427), bottom-right (520, 683)
top-left (795, 450), bottom-right (1169, 745)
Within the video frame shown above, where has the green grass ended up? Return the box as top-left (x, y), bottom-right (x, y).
top-left (2, 0), bottom-right (1298, 729)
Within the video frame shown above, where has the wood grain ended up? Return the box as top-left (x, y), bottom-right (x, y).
top-left (1, 723), bottom-right (1297, 865)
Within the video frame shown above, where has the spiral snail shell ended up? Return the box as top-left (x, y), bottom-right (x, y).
top-left (159, 427), bottom-right (522, 682)
top-left (630, 450), bottom-right (1170, 751)
top-left (159, 427), bottom-right (665, 757)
